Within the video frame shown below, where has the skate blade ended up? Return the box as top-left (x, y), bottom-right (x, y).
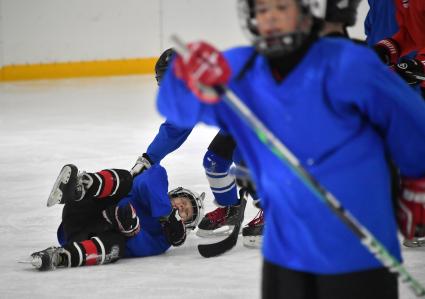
top-left (196, 225), bottom-right (235, 238)
top-left (243, 236), bottom-right (263, 249)
top-left (17, 257), bottom-right (33, 264)
top-left (47, 165), bottom-right (72, 207)
top-left (403, 238), bottom-right (425, 248)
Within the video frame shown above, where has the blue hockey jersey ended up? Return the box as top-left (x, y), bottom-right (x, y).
top-left (117, 165), bottom-right (172, 257)
top-left (157, 37), bottom-right (425, 274)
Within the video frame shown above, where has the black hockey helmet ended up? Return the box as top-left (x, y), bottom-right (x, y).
top-left (155, 48), bottom-right (175, 85)
top-left (325, 0), bottom-right (361, 26)
top-left (238, 0), bottom-right (326, 58)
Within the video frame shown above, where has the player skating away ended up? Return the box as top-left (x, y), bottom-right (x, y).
top-left (156, 0), bottom-right (425, 298)
top-left (30, 164), bottom-right (204, 271)
top-left (372, 0), bottom-right (425, 97)
top-left (132, 49), bottom-right (264, 247)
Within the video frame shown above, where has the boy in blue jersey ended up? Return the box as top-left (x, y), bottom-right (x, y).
top-left (29, 164), bottom-right (204, 271)
top-left (131, 49), bottom-right (263, 247)
top-left (156, 0), bottom-right (425, 298)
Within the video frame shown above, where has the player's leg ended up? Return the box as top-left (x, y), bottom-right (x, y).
top-left (316, 267), bottom-right (398, 299)
top-left (47, 164), bottom-right (133, 207)
top-left (61, 193), bottom-right (140, 244)
top-left (31, 231), bottom-right (126, 271)
top-left (262, 260), bottom-right (317, 299)
top-left (232, 150), bottom-right (264, 248)
top-left (242, 207), bottom-right (264, 248)
top-left (198, 131), bottom-right (242, 236)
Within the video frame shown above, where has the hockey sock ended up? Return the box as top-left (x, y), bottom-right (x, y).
top-left (85, 169), bottom-right (133, 201)
top-left (63, 234), bottom-right (125, 267)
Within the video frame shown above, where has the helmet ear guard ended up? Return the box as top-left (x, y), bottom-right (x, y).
top-left (168, 187), bottom-right (205, 230)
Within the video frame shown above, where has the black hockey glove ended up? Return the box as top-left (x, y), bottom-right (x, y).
top-left (102, 203), bottom-right (141, 237)
top-left (130, 153), bottom-right (153, 177)
top-left (159, 209), bottom-right (187, 247)
top-left (394, 58), bottom-right (425, 85)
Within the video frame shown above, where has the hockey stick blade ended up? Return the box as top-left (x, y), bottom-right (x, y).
top-left (198, 191), bottom-right (247, 258)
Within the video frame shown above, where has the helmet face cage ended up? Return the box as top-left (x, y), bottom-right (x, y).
top-left (168, 187), bottom-right (205, 230)
top-left (238, 0), bottom-right (326, 57)
top-left (155, 48), bottom-right (175, 85)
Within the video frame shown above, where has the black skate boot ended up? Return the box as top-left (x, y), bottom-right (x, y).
top-left (30, 246), bottom-right (71, 271)
top-left (242, 209), bottom-right (264, 248)
top-left (47, 165), bottom-right (92, 207)
top-left (196, 203), bottom-right (242, 237)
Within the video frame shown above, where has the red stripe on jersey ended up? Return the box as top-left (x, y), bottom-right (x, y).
top-left (81, 240), bottom-right (99, 266)
top-left (98, 170), bottom-right (115, 199)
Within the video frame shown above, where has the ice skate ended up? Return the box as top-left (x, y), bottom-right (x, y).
top-left (47, 164), bottom-right (79, 207)
top-left (30, 246), bottom-right (71, 271)
top-left (196, 204), bottom-right (242, 237)
top-left (403, 237), bottom-right (425, 248)
top-left (47, 164), bottom-right (92, 207)
top-left (242, 209), bottom-right (264, 248)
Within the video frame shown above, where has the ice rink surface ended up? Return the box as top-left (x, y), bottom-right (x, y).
top-left (0, 75), bottom-right (423, 298)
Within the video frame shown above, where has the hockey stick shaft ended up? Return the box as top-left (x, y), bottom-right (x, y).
top-left (171, 35), bottom-right (425, 297)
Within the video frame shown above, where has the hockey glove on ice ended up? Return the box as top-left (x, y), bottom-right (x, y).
top-left (393, 58), bottom-right (425, 85)
top-left (130, 153), bottom-right (153, 177)
top-left (397, 177), bottom-right (425, 240)
top-left (102, 203), bottom-right (141, 237)
top-left (173, 41), bottom-right (231, 103)
top-left (160, 208), bottom-right (187, 246)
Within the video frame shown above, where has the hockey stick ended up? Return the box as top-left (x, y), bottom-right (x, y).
top-left (390, 66), bottom-right (425, 82)
top-left (407, 72), bottom-right (425, 81)
top-left (171, 35), bottom-right (425, 297)
top-left (198, 189), bottom-right (248, 258)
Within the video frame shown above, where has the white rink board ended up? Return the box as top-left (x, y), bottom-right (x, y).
top-left (0, 0), bottom-right (369, 67)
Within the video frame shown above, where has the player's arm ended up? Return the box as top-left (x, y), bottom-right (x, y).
top-left (145, 121), bottom-right (193, 164)
top-left (130, 165), bottom-right (187, 246)
top-left (156, 43), bottom-right (229, 130)
top-left (130, 121), bottom-right (193, 177)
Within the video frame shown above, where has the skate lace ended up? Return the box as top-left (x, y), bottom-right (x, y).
top-left (206, 207), bottom-right (228, 223)
top-left (75, 172), bottom-right (92, 200)
top-left (248, 209), bottom-right (264, 227)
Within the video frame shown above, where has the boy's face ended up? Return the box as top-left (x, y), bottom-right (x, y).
top-left (171, 196), bottom-right (194, 222)
top-left (254, 0), bottom-right (310, 37)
